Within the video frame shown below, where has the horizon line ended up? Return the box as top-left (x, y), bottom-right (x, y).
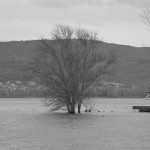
top-left (0, 39), bottom-right (149, 48)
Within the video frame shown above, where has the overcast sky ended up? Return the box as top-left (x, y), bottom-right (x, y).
top-left (0, 0), bottom-right (150, 47)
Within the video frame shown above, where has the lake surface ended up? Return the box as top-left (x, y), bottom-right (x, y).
top-left (0, 98), bottom-right (150, 150)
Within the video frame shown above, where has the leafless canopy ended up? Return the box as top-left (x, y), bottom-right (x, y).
top-left (32, 24), bottom-right (116, 114)
top-left (140, 10), bottom-right (150, 28)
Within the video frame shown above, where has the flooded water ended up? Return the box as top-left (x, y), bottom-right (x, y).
top-left (0, 98), bottom-right (150, 150)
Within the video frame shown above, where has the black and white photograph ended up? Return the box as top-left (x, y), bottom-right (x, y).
top-left (0, 0), bottom-right (150, 149)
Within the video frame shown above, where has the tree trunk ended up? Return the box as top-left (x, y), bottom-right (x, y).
top-left (67, 104), bottom-right (71, 113)
top-left (70, 103), bottom-right (75, 114)
top-left (68, 96), bottom-right (75, 114)
top-left (78, 101), bottom-right (81, 113)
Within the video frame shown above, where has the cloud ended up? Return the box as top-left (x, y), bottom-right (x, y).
top-left (112, 0), bottom-right (150, 8)
top-left (31, 0), bottom-right (104, 8)
top-left (30, 0), bottom-right (150, 8)
top-left (0, 0), bottom-right (149, 46)
top-left (1, 0), bottom-right (150, 8)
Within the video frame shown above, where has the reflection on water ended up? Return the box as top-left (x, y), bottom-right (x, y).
top-left (0, 98), bottom-right (150, 150)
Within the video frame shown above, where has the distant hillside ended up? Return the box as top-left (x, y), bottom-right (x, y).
top-left (0, 40), bottom-right (150, 87)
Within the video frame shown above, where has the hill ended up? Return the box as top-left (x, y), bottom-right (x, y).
top-left (0, 40), bottom-right (150, 87)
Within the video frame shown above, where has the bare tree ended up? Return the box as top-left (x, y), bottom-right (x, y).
top-left (32, 25), bottom-right (116, 114)
top-left (140, 10), bottom-right (150, 63)
top-left (140, 10), bottom-right (150, 28)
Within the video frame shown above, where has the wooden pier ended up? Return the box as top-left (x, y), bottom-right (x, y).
top-left (132, 106), bottom-right (150, 112)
